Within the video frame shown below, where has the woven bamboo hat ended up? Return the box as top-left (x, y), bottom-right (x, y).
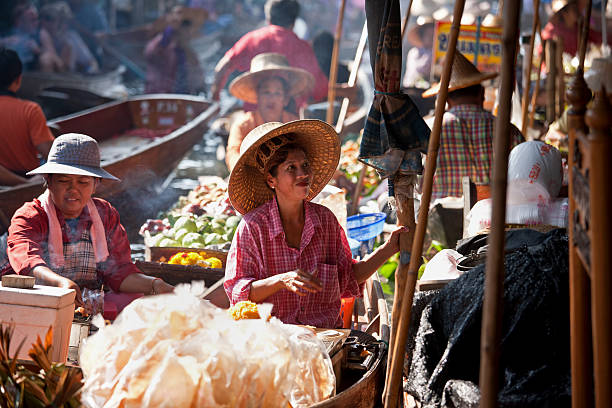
top-left (407, 16), bottom-right (434, 48)
top-left (229, 53), bottom-right (315, 105)
top-left (228, 119), bottom-right (340, 215)
top-left (422, 51), bottom-right (498, 98)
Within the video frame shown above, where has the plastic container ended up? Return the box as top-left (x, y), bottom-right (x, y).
top-left (340, 297), bottom-right (355, 329)
top-left (347, 213), bottom-right (387, 242)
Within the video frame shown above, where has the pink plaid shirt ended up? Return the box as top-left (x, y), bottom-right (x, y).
top-left (432, 104), bottom-right (524, 198)
top-left (224, 198), bottom-right (361, 328)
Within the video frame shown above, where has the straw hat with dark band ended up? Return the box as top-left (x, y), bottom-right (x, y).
top-left (228, 119), bottom-right (340, 215)
top-left (229, 53), bottom-right (315, 105)
top-left (422, 51), bottom-right (498, 98)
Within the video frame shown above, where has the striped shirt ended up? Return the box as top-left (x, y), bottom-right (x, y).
top-left (432, 104), bottom-right (524, 199)
top-left (224, 198), bottom-right (360, 328)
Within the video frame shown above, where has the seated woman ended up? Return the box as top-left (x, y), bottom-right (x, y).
top-left (225, 52), bottom-right (314, 171)
top-left (224, 120), bottom-right (406, 328)
top-left (1, 133), bottom-right (174, 318)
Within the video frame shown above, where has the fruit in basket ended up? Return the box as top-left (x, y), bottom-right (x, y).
top-left (174, 228), bottom-right (190, 243)
top-left (225, 215), bottom-right (241, 229)
top-left (159, 238), bottom-right (179, 247)
top-left (174, 216), bottom-right (198, 233)
top-left (149, 233), bottom-right (166, 247)
top-left (204, 233), bottom-right (222, 246)
top-left (182, 232), bottom-right (205, 247)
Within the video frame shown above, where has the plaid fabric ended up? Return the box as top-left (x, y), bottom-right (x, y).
top-left (224, 198), bottom-right (361, 328)
top-left (432, 104), bottom-right (524, 199)
top-left (360, 0), bottom-right (430, 189)
top-left (59, 229), bottom-right (100, 289)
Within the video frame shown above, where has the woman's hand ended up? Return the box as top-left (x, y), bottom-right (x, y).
top-left (277, 269), bottom-right (323, 296)
top-left (386, 225), bottom-right (410, 254)
top-left (152, 278), bottom-right (174, 295)
top-left (57, 277), bottom-right (83, 306)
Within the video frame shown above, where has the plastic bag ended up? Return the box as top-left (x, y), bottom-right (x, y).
top-left (507, 141), bottom-right (563, 204)
top-left (81, 288), bottom-right (104, 316)
top-left (421, 249), bottom-right (463, 281)
top-left (80, 290), bottom-right (335, 408)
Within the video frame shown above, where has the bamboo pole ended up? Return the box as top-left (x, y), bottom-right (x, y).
top-left (400, 0), bottom-right (414, 40)
top-left (383, 0), bottom-right (467, 405)
top-left (385, 0), bottom-right (415, 383)
top-left (528, 35), bottom-right (544, 130)
top-left (578, 0), bottom-right (593, 71)
top-left (349, 165), bottom-right (367, 216)
top-left (478, 0), bottom-right (521, 406)
top-left (335, 22), bottom-right (368, 134)
top-left (546, 39), bottom-right (557, 123)
top-left (556, 36), bottom-right (565, 117)
top-left (521, 0), bottom-right (540, 135)
top-left (326, 0), bottom-right (348, 125)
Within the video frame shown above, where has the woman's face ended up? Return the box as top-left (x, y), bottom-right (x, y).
top-left (257, 77), bottom-right (289, 121)
top-left (47, 174), bottom-right (97, 219)
top-left (267, 149), bottom-right (312, 203)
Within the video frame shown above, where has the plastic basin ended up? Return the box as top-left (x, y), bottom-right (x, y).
top-left (347, 213), bottom-right (387, 242)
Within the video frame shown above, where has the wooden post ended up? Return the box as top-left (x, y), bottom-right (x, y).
top-left (383, 0), bottom-right (467, 406)
top-left (521, 0), bottom-right (540, 135)
top-left (546, 39), bottom-right (557, 123)
top-left (400, 0), bottom-right (414, 40)
top-left (326, 0), bottom-right (348, 125)
top-left (556, 36), bottom-right (565, 116)
top-left (585, 89), bottom-right (612, 408)
top-left (335, 22), bottom-right (368, 134)
top-left (528, 36), bottom-right (544, 130)
top-left (578, 0), bottom-right (593, 71)
top-left (478, 0), bottom-right (521, 406)
top-left (384, 0), bottom-right (415, 383)
top-left (349, 165), bottom-right (367, 216)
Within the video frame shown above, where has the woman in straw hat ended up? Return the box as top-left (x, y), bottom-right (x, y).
top-left (223, 119), bottom-right (407, 328)
top-left (225, 52), bottom-right (314, 171)
top-left (422, 51), bottom-right (523, 199)
top-left (1, 133), bottom-right (174, 318)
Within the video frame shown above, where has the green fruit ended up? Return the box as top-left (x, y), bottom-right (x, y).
top-left (162, 227), bottom-right (176, 238)
top-left (149, 233), bottom-right (166, 247)
top-left (182, 232), bottom-right (205, 247)
top-left (159, 238), bottom-right (179, 247)
top-left (189, 242), bottom-right (206, 249)
top-left (174, 228), bottom-right (190, 243)
top-left (205, 233), bottom-right (221, 245)
top-left (174, 216), bottom-right (198, 233)
top-left (225, 216), bottom-right (241, 229)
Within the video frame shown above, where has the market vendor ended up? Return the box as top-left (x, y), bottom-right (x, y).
top-left (1, 133), bottom-right (174, 316)
top-left (224, 120), bottom-right (406, 328)
top-left (225, 52), bottom-right (313, 171)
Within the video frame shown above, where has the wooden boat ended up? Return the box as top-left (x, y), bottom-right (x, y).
top-left (17, 65), bottom-right (127, 103)
top-left (0, 94), bottom-right (219, 233)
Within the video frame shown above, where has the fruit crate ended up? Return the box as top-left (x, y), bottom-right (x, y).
top-left (136, 247), bottom-right (228, 287)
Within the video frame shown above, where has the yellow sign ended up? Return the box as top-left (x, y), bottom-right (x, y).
top-left (433, 21), bottom-right (503, 76)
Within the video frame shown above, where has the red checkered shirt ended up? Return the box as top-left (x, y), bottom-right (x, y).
top-left (224, 198), bottom-right (361, 328)
top-left (432, 104), bottom-right (524, 199)
top-left (1, 198), bottom-right (138, 292)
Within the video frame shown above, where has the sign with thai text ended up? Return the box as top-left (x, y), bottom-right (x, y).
top-left (432, 21), bottom-right (503, 78)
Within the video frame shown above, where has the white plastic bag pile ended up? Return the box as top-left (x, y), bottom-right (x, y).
top-left (467, 141), bottom-right (568, 236)
top-left (80, 291), bottom-right (336, 408)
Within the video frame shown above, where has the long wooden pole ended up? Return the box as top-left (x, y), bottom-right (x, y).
top-left (528, 34), bottom-right (544, 130)
top-left (521, 0), bottom-right (540, 135)
top-left (578, 0), bottom-right (593, 71)
top-left (478, 0), bottom-right (521, 406)
top-left (335, 22), bottom-right (368, 133)
top-left (326, 0), bottom-right (348, 125)
top-left (383, 0), bottom-right (467, 406)
top-left (385, 0), bottom-right (415, 383)
top-left (400, 0), bottom-right (414, 40)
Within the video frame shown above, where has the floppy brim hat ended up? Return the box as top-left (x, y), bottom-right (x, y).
top-left (27, 133), bottom-right (119, 181)
top-left (228, 119), bottom-right (340, 215)
top-left (422, 51), bottom-right (498, 98)
top-left (229, 53), bottom-right (315, 105)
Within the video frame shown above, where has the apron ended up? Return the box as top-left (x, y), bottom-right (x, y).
top-left (54, 229), bottom-right (143, 320)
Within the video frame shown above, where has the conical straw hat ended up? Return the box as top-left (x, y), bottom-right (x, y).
top-left (228, 119), bottom-right (340, 215)
top-left (422, 51), bottom-right (498, 98)
top-left (229, 53), bottom-right (315, 104)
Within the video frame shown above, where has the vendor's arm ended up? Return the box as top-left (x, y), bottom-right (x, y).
top-left (97, 200), bottom-right (173, 293)
top-left (249, 269), bottom-right (322, 302)
top-left (352, 226), bottom-right (406, 284)
top-left (32, 264), bottom-right (83, 305)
